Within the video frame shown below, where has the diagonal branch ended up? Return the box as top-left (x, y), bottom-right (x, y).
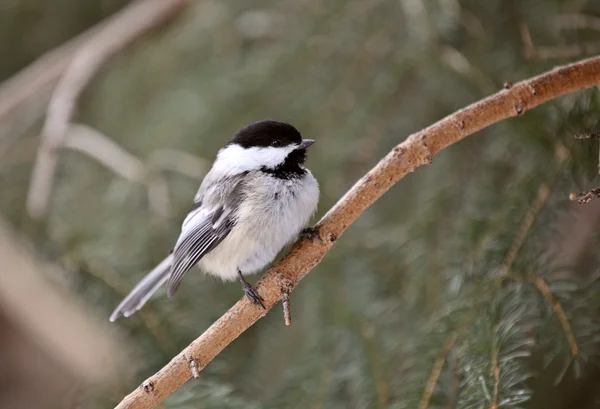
top-left (115, 55), bottom-right (600, 409)
top-left (64, 124), bottom-right (146, 182)
top-left (500, 145), bottom-right (569, 277)
top-left (529, 275), bottom-right (579, 358)
top-left (64, 124), bottom-right (171, 219)
top-left (418, 333), bottom-right (458, 409)
top-left (25, 0), bottom-right (188, 219)
top-left (490, 323), bottom-right (500, 409)
top-left (0, 21), bottom-right (100, 123)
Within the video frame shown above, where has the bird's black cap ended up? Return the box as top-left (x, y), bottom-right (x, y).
top-left (230, 120), bottom-right (302, 148)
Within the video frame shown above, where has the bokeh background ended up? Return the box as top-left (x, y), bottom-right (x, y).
top-left (2, 0), bottom-right (600, 408)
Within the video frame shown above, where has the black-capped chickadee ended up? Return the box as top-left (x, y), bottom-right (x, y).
top-left (110, 120), bottom-right (320, 321)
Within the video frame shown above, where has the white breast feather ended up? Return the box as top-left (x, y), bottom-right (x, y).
top-left (197, 170), bottom-right (319, 280)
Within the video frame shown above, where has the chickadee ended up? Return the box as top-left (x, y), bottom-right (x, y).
top-left (110, 120), bottom-right (320, 322)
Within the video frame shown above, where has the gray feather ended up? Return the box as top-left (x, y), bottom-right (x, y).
top-left (109, 254), bottom-right (172, 322)
top-left (167, 173), bottom-right (248, 296)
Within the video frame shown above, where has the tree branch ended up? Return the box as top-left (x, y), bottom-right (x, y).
top-left (490, 323), bottom-right (500, 409)
top-left (500, 145), bottom-right (569, 277)
top-left (0, 21), bottom-right (100, 124)
top-left (570, 187), bottom-right (600, 204)
top-left (418, 333), bottom-right (458, 409)
top-left (115, 55), bottom-right (600, 409)
top-left (64, 124), bottom-right (146, 182)
top-left (529, 275), bottom-right (579, 358)
top-left (25, 0), bottom-right (189, 219)
top-left (64, 124), bottom-right (171, 220)
top-left (0, 0), bottom-right (187, 140)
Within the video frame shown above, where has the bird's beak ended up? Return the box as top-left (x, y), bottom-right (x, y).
top-left (299, 139), bottom-right (315, 149)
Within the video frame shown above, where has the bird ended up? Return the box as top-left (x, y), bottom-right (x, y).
top-left (110, 120), bottom-right (320, 322)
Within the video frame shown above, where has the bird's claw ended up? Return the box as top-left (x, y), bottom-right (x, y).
top-left (243, 282), bottom-right (265, 309)
top-left (300, 227), bottom-right (324, 244)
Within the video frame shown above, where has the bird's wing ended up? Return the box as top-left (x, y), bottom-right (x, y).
top-left (167, 174), bottom-right (247, 296)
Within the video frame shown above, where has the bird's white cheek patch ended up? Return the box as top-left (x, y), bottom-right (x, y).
top-left (252, 146), bottom-right (295, 168)
top-left (214, 144), bottom-right (297, 174)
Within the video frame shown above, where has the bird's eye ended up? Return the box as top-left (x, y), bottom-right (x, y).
top-left (271, 140), bottom-right (281, 147)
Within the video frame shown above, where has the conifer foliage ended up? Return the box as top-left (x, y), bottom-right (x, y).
top-left (2, 1), bottom-right (600, 408)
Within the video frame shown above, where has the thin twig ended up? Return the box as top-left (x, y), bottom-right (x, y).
top-left (490, 323), bottom-right (500, 409)
top-left (490, 353), bottom-right (500, 409)
top-left (418, 333), bottom-right (458, 409)
top-left (0, 23), bottom-right (102, 123)
top-left (65, 124), bottom-right (146, 181)
top-left (281, 292), bottom-right (292, 326)
top-left (64, 124), bottom-right (171, 219)
top-left (519, 23), bottom-right (536, 59)
top-left (569, 187), bottom-right (600, 204)
top-left (573, 131), bottom-right (600, 139)
top-left (278, 272), bottom-right (294, 326)
top-left (115, 56), bottom-right (600, 409)
top-left (500, 146), bottom-right (569, 276)
top-left (25, 0), bottom-right (189, 219)
top-left (359, 322), bottom-right (390, 407)
top-left (500, 184), bottom-right (551, 275)
top-left (529, 275), bottom-right (579, 358)
top-left (444, 355), bottom-right (461, 409)
top-left (187, 356), bottom-right (200, 379)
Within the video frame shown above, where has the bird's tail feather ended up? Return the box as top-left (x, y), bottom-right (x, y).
top-left (109, 254), bottom-right (173, 322)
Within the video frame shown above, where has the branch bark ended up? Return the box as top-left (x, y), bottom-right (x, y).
top-left (0, 0), bottom-right (187, 125)
top-left (115, 55), bottom-right (600, 409)
top-left (25, 0), bottom-right (188, 219)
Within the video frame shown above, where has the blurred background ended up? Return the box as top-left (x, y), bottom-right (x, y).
top-left (2, 0), bottom-right (600, 408)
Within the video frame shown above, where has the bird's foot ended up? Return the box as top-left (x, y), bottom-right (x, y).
top-left (242, 282), bottom-right (265, 309)
top-left (300, 226), bottom-right (324, 244)
top-left (238, 270), bottom-right (265, 309)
